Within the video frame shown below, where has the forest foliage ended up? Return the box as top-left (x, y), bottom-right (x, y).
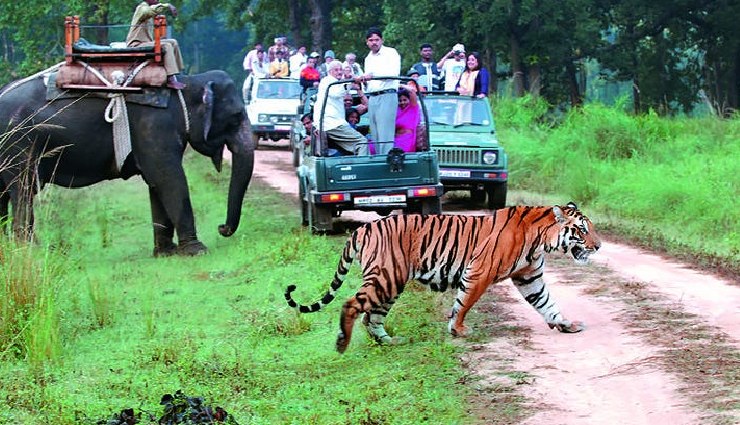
top-left (1, 0), bottom-right (738, 116)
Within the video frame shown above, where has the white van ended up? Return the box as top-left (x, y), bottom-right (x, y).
top-left (243, 76), bottom-right (302, 146)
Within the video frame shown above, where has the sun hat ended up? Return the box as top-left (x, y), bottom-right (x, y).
top-left (324, 50), bottom-right (335, 59)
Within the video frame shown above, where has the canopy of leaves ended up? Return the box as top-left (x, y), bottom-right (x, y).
top-left (1, 0), bottom-right (737, 115)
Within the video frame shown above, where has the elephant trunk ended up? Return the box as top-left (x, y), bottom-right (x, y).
top-left (218, 119), bottom-right (255, 237)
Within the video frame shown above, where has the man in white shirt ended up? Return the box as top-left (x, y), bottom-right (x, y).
top-left (250, 49), bottom-right (268, 78)
top-left (314, 61), bottom-right (368, 156)
top-left (360, 27), bottom-right (400, 155)
top-left (289, 46), bottom-right (307, 78)
top-left (242, 42), bottom-right (262, 78)
top-left (437, 43), bottom-right (467, 92)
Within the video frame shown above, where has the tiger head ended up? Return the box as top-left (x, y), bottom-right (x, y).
top-left (552, 202), bottom-right (601, 264)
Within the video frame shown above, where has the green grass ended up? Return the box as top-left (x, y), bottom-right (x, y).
top-left (494, 97), bottom-right (740, 271)
top-left (0, 153), bottom-right (483, 424)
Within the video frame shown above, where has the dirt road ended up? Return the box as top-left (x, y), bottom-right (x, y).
top-left (250, 141), bottom-right (739, 424)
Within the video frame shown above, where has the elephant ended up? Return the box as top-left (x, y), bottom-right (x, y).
top-left (0, 70), bottom-right (254, 256)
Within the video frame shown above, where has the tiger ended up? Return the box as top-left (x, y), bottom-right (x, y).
top-left (285, 202), bottom-right (601, 353)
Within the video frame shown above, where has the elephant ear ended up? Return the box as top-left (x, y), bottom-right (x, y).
top-left (202, 81), bottom-right (214, 141)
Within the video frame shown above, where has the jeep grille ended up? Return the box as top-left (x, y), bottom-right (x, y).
top-left (435, 148), bottom-right (481, 166)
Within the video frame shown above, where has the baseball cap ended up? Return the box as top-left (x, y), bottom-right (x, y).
top-left (452, 43), bottom-right (465, 53)
top-left (324, 50), bottom-right (335, 59)
top-left (309, 51), bottom-right (320, 58)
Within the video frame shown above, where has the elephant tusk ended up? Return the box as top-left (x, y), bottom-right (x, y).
top-left (211, 146), bottom-right (224, 172)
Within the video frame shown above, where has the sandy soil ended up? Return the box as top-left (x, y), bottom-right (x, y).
top-left (247, 141), bottom-right (739, 424)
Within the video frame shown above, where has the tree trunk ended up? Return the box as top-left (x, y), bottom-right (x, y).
top-left (632, 53), bottom-right (641, 114)
top-left (729, 44), bottom-right (739, 115)
top-left (489, 52), bottom-right (498, 95)
top-left (308, 0), bottom-right (332, 53)
top-left (565, 60), bottom-right (583, 107)
top-left (288, 0), bottom-right (304, 48)
top-left (510, 34), bottom-right (525, 97)
top-left (528, 65), bottom-right (541, 97)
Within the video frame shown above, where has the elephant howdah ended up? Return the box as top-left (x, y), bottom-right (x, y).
top-left (0, 70), bottom-right (255, 256)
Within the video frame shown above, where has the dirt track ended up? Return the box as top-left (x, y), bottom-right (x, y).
top-left (250, 140), bottom-right (739, 424)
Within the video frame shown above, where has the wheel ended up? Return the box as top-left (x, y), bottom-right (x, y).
top-left (420, 197), bottom-right (442, 215)
top-left (309, 202), bottom-right (333, 233)
top-left (470, 187), bottom-right (486, 205)
top-left (299, 178), bottom-right (309, 226)
top-left (485, 182), bottom-right (507, 210)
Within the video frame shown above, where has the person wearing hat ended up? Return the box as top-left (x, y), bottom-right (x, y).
top-left (437, 43), bottom-right (467, 92)
top-left (299, 55), bottom-right (321, 90)
top-left (406, 68), bottom-right (426, 92)
top-left (410, 43), bottom-right (441, 91)
top-left (318, 50), bottom-right (336, 79)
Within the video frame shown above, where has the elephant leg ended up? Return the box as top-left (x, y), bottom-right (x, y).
top-left (149, 186), bottom-right (177, 257)
top-left (145, 166), bottom-right (207, 257)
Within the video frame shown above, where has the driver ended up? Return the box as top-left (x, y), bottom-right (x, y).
top-left (126, 0), bottom-right (186, 89)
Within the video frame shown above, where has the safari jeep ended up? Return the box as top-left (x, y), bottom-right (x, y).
top-left (243, 75), bottom-right (302, 146)
top-left (296, 77), bottom-right (443, 233)
top-left (423, 92), bottom-right (508, 209)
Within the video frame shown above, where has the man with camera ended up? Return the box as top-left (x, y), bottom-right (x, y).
top-left (437, 43), bottom-right (466, 92)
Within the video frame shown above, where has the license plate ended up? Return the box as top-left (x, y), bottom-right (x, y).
top-left (439, 169), bottom-right (471, 178)
top-left (354, 194), bottom-right (406, 205)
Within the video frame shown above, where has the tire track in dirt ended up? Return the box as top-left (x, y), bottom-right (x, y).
top-left (248, 143), bottom-right (739, 424)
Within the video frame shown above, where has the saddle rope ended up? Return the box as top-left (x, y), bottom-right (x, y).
top-left (0, 62), bottom-right (65, 101)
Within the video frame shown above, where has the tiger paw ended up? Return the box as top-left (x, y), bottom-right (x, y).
top-left (336, 332), bottom-right (349, 354)
top-left (448, 325), bottom-right (469, 338)
top-left (548, 321), bottom-right (586, 333)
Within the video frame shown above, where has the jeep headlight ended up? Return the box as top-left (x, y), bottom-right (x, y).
top-left (258, 114), bottom-right (268, 123)
top-left (482, 151), bottom-right (497, 165)
top-left (269, 116), bottom-right (279, 123)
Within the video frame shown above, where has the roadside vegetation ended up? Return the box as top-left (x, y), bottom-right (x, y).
top-left (495, 96), bottom-right (739, 277)
top-left (0, 157), bottom-right (501, 424)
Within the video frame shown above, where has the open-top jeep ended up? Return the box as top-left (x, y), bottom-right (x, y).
top-left (296, 77), bottom-right (443, 233)
top-left (423, 92), bottom-right (508, 209)
top-left (244, 75), bottom-right (302, 147)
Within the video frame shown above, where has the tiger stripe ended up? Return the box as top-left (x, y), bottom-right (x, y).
top-left (284, 202), bottom-right (601, 353)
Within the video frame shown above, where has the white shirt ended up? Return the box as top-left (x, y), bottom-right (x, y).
top-left (442, 59), bottom-right (466, 91)
top-left (251, 57), bottom-right (268, 78)
top-left (289, 52), bottom-right (307, 78)
top-left (364, 45), bottom-right (401, 92)
top-left (313, 75), bottom-right (347, 131)
top-left (243, 49), bottom-right (258, 71)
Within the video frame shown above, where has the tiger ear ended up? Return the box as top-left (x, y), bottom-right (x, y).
top-left (553, 206), bottom-right (566, 223)
top-left (567, 201), bottom-right (578, 209)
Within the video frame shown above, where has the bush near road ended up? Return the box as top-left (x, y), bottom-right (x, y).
top-left (496, 96), bottom-right (739, 276)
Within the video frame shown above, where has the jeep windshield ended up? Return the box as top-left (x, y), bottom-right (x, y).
top-left (425, 96), bottom-right (492, 127)
top-left (256, 80), bottom-right (302, 100)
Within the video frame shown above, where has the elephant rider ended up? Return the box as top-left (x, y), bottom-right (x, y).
top-left (126, 0), bottom-right (186, 89)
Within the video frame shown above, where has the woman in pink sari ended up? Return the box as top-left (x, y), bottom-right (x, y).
top-left (394, 84), bottom-right (420, 152)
